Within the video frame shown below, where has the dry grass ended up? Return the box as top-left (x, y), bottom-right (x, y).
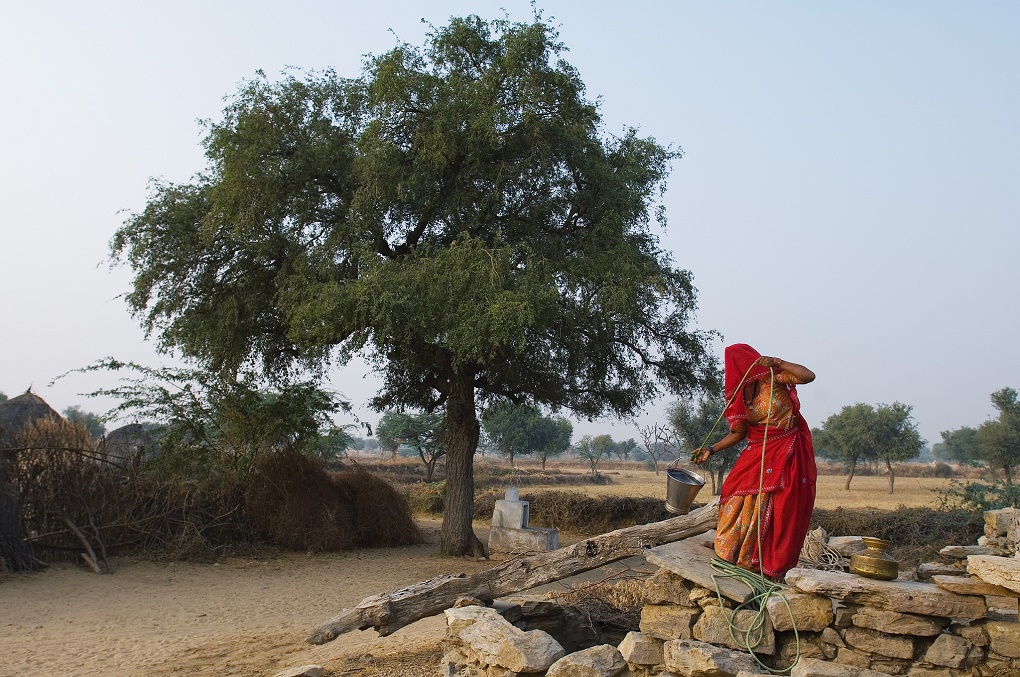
top-left (507, 468), bottom-right (952, 511)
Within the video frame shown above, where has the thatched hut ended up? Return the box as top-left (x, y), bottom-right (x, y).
top-left (103, 423), bottom-right (162, 469)
top-left (0, 389), bottom-right (63, 447)
top-left (0, 389), bottom-right (61, 572)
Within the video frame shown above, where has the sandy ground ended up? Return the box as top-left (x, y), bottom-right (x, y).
top-left (0, 520), bottom-right (499, 677)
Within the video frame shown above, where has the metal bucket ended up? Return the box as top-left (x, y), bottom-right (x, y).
top-left (664, 464), bottom-right (706, 515)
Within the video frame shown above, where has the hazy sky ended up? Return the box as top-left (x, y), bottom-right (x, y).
top-left (2, 1), bottom-right (1017, 447)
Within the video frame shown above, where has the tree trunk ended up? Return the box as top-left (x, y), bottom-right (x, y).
top-left (308, 499), bottom-right (719, 643)
top-left (886, 457), bottom-right (895, 494)
top-left (440, 371), bottom-right (484, 557)
top-left (844, 457), bottom-right (858, 490)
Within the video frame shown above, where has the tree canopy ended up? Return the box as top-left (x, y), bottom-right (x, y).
top-left (814, 402), bottom-right (923, 492)
top-left (112, 13), bottom-right (712, 555)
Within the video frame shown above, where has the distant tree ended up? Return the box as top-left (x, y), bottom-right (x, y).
top-left (667, 395), bottom-right (742, 495)
top-left (376, 412), bottom-right (413, 461)
top-left (933, 427), bottom-right (981, 465)
top-left (391, 412), bottom-right (447, 482)
top-left (639, 423), bottom-right (677, 475)
top-left (873, 402), bottom-right (924, 494)
top-left (976, 388), bottom-right (1020, 485)
top-left (0, 391), bottom-right (7, 403)
top-left (815, 403), bottom-right (878, 490)
top-left (576, 434), bottom-right (613, 478)
top-left (611, 438), bottom-right (639, 462)
top-left (482, 402), bottom-right (541, 467)
top-left (109, 13), bottom-right (714, 556)
top-left (63, 405), bottom-right (106, 439)
top-left (532, 416), bottom-right (573, 470)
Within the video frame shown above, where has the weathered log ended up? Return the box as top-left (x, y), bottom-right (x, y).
top-left (307, 498), bottom-right (719, 644)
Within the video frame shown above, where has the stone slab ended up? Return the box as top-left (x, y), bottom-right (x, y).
top-left (785, 568), bottom-right (987, 619)
top-left (645, 539), bottom-right (753, 604)
top-left (488, 525), bottom-right (558, 553)
top-left (933, 574), bottom-right (1020, 598)
top-left (968, 555), bottom-right (1020, 595)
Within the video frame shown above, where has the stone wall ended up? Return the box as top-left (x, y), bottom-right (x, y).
top-left (441, 508), bottom-right (1020, 677)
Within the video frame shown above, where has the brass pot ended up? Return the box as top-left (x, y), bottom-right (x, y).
top-left (849, 537), bottom-right (898, 581)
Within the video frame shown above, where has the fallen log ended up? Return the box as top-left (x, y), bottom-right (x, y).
top-left (307, 498), bottom-right (719, 644)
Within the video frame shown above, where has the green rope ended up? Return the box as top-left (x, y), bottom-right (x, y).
top-left (710, 558), bottom-right (800, 672)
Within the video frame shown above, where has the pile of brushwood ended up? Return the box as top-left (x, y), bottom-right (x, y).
top-left (4, 421), bottom-right (419, 571)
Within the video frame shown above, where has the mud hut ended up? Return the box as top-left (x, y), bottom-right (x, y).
top-left (0, 389), bottom-right (62, 572)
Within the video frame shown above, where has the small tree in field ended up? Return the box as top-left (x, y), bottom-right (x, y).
top-left (576, 434), bottom-right (613, 479)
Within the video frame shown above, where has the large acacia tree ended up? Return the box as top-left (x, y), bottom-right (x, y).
top-left (112, 14), bottom-right (712, 555)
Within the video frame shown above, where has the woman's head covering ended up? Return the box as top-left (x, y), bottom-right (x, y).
top-left (723, 343), bottom-right (770, 425)
top-left (723, 343), bottom-right (802, 426)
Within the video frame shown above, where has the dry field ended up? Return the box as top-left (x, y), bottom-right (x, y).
top-left (473, 461), bottom-right (953, 511)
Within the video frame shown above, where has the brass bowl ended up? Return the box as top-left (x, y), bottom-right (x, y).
top-left (849, 536), bottom-right (898, 581)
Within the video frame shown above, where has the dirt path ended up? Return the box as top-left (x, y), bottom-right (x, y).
top-left (0, 522), bottom-right (495, 676)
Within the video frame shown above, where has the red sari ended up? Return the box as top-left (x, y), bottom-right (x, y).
top-left (714, 344), bottom-right (817, 579)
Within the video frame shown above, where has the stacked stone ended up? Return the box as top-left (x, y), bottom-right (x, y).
top-left (442, 509), bottom-right (1020, 677)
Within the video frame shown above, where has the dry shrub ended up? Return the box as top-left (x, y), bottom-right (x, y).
top-left (405, 481), bottom-right (448, 515)
top-left (336, 470), bottom-right (422, 548)
top-left (812, 506), bottom-right (984, 568)
top-left (10, 419), bottom-right (254, 565)
top-left (245, 449), bottom-right (420, 551)
top-left (513, 492), bottom-right (672, 534)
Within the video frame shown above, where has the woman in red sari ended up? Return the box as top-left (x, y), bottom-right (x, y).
top-left (692, 344), bottom-right (816, 579)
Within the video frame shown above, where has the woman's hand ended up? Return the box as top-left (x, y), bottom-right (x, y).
top-left (755, 356), bottom-right (783, 368)
top-left (690, 447), bottom-right (712, 465)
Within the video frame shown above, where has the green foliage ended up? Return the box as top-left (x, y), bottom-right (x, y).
top-left (73, 359), bottom-right (352, 481)
top-left (976, 388), bottom-right (1020, 484)
top-left (110, 12), bottom-right (713, 553)
top-left (63, 405), bottom-right (106, 438)
top-left (575, 433), bottom-right (614, 478)
top-left (937, 478), bottom-right (1020, 512)
top-left (482, 402), bottom-right (572, 468)
top-left (933, 426), bottom-right (981, 464)
top-left (377, 410), bottom-right (446, 481)
top-left (815, 401), bottom-right (923, 490)
top-left (667, 390), bottom-right (741, 494)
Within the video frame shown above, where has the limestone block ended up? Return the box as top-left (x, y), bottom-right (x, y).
top-left (617, 632), bottom-right (663, 666)
top-left (907, 668), bottom-right (966, 677)
top-left (987, 595), bottom-right (1020, 622)
top-left (986, 620), bottom-right (1020, 659)
top-left (488, 525), bottom-right (558, 554)
top-left (447, 605), bottom-right (502, 635)
top-left (490, 600), bottom-right (523, 624)
top-left (951, 621), bottom-right (989, 647)
top-left (662, 638), bottom-right (761, 676)
top-left (692, 605), bottom-right (775, 655)
top-left (643, 568), bottom-right (695, 606)
top-left (765, 590), bottom-right (833, 632)
top-left (979, 535), bottom-right (1013, 549)
top-left (852, 606), bottom-right (948, 636)
top-left (843, 626), bottom-right (915, 660)
top-left (820, 627), bottom-right (846, 649)
top-left (774, 631), bottom-right (829, 663)
top-left (985, 508), bottom-right (1018, 539)
top-left (827, 536), bottom-right (867, 556)
top-left (273, 667), bottom-right (323, 677)
top-left (785, 569), bottom-right (987, 619)
top-left (791, 657), bottom-right (889, 677)
top-left (453, 606), bottom-right (566, 672)
top-left (834, 647), bottom-right (870, 668)
top-left (941, 544), bottom-right (1008, 559)
top-left (546, 644), bottom-right (626, 677)
top-left (833, 603), bottom-right (860, 628)
top-left (922, 633), bottom-right (973, 669)
top-left (968, 555), bottom-right (1020, 594)
top-left (917, 562), bottom-right (966, 581)
top-left (492, 498), bottom-right (529, 528)
top-left (638, 604), bottom-right (699, 640)
top-left (933, 573), bottom-right (1020, 598)
top-left (870, 658), bottom-right (910, 675)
